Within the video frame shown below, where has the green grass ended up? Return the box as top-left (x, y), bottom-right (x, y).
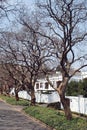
top-left (0, 94), bottom-right (29, 106)
top-left (23, 106), bottom-right (87, 130)
top-left (0, 94), bottom-right (87, 130)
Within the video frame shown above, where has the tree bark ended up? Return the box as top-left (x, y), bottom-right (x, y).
top-left (60, 95), bottom-right (72, 120)
top-left (15, 92), bottom-right (19, 101)
top-left (30, 87), bottom-right (36, 106)
top-left (0, 87), bottom-right (3, 94)
top-left (57, 77), bottom-right (72, 120)
top-left (15, 89), bottom-right (19, 101)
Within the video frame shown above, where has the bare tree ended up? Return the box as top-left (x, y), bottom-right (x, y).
top-left (15, 24), bottom-right (52, 105)
top-left (0, 31), bottom-right (31, 101)
top-left (0, 19), bottom-right (51, 105)
top-left (0, 63), bottom-right (11, 95)
top-left (0, 31), bottom-right (25, 100)
top-left (36, 0), bottom-right (87, 120)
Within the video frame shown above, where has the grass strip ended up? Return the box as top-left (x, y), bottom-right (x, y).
top-left (0, 94), bottom-right (29, 106)
top-left (23, 106), bottom-right (87, 130)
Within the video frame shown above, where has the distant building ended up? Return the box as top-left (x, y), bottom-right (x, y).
top-left (35, 70), bottom-right (86, 92)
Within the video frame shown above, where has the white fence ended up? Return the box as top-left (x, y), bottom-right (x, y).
top-left (66, 96), bottom-right (87, 115)
top-left (35, 91), bottom-right (60, 103)
top-left (10, 89), bottom-right (87, 115)
top-left (18, 90), bottom-right (60, 103)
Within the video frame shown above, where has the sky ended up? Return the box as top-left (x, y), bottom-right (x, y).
top-left (0, 0), bottom-right (35, 30)
top-left (19, 0), bottom-right (35, 9)
top-left (1, 0), bottom-right (87, 71)
top-left (8, 0), bottom-right (35, 6)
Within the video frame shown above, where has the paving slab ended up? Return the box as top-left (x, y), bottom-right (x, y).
top-left (0, 100), bottom-right (52, 130)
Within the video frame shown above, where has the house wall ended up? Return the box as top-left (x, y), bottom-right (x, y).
top-left (34, 71), bottom-right (83, 92)
top-left (34, 74), bottom-right (62, 92)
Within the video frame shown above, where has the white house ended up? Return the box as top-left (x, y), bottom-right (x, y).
top-left (10, 70), bottom-right (87, 115)
top-left (34, 70), bottom-right (82, 93)
top-left (34, 71), bottom-right (62, 92)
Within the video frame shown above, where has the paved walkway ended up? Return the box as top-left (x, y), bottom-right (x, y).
top-left (0, 100), bottom-right (52, 130)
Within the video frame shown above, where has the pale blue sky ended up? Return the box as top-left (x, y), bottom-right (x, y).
top-left (0, 0), bottom-right (35, 30)
top-left (19, 0), bottom-right (35, 8)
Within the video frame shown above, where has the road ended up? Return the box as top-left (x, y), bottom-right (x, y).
top-left (0, 100), bottom-right (52, 130)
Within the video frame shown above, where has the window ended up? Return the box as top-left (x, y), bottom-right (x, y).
top-left (40, 83), bottom-right (43, 88)
top-left (45, 82), bottom-right (49, 89)
top-left (36, 83), bottom-right (39, 89)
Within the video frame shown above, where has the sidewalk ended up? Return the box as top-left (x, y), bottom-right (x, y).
top-left (0, 100), bottom-right (52, 130)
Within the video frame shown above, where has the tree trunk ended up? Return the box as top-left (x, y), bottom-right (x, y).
top-left (31, 87), bottom-right (36, 106)
top-left (46, 74), bottom-right (72, 120)
top-left (0, 87), bottom-right (3, 94)
top-left (15, 90), bottom-right (19, 101)
top-left (60, 95), bottom-right (72, 120)
top-left (57, 77), bottom-right (72, 120)
top-left (15, 92), bottom-right (19, 101)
